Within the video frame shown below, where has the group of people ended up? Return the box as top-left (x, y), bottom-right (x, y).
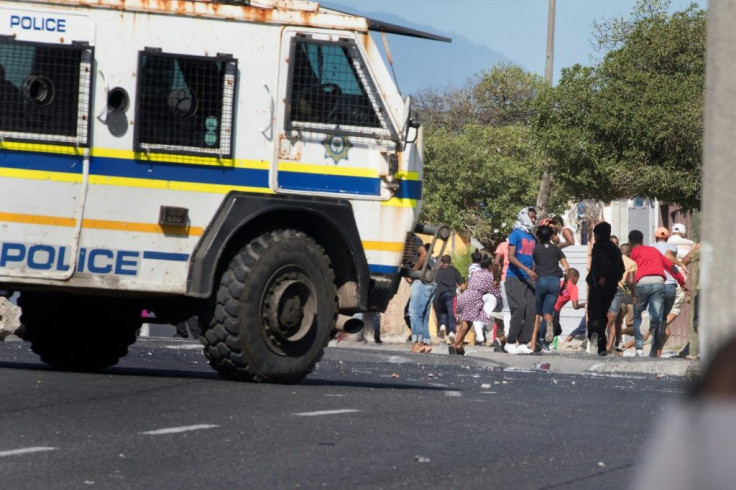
top-left (486, 207), bottom-right (580, 355)
top-left (405, 205), bottom-right (699, 359)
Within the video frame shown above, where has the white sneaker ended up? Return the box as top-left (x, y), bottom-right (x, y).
top-left (516, 344), bottom-right (533, 355)
top-left (635, 349), bottom-right (644, 357)
top-left (448, 332), bottom-right (456, 345)
top-left (504, 343), bottom-right (518, 354)
top-left (438, 325), bottom-right (446, 339)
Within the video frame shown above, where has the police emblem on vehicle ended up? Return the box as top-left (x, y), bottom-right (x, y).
top-left (323, 134), bottom-right (351, 164)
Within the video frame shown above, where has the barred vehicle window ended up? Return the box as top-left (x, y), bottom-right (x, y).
top-left (287, 38), bottom-right (388, 136)
top-left (0, 40), bottom-right (91, 146)
top-left (135, 51), bottom-right (236, 158)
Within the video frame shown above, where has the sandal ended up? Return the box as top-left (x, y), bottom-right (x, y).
top-left (456, 346), bottom-right (465, 356)
top-left (421, 345), bottom-right (432, 354)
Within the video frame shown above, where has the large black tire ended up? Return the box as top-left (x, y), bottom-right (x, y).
top-left (201, 230), bottom-right (337, 383)
top-left (18, 293), bottom-right (140, 371)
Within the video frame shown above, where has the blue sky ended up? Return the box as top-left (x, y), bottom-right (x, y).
top-left (321, 0), bottom-right (707, 85)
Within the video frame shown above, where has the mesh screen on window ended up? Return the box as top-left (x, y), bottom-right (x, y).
top-left (0, 40), bottom-right (91, 145)
top-left (288, 40), bottom-right (381, 129)
top-left (136, 52), bottom-right (235, 157)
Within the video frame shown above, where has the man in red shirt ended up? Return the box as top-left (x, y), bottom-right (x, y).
top-left (627, 230), bottom-right (688, 357)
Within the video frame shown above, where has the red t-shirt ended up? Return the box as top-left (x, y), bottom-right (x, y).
top-left (630, 245), bottom-right (685, 286)
top-left (554, 281), bottom-right (578, 312)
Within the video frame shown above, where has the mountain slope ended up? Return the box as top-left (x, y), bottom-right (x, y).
top-left (322, 5), bottom-right (515, 96)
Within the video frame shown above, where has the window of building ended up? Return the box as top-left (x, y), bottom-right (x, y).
top-left (0, 39), bottom-right (92, 146)
top-left (135, 51), bottom-right (236, 158)
top-left (286, 37), bottom-right (390, 138)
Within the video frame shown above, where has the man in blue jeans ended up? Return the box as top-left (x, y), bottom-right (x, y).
top-left (627, 230), bottom-right (687, 357)
top-left (408, 242), bottom-right (436, 353)
top-left (652, 227), bottom-right (680, 357)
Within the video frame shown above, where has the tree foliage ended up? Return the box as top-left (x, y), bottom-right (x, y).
top-left (533, 0), bottom-right (705, 209)
top-left (414, 64), bottom-right (546, 131)
top-left (421, 124), bottom-right (547, 245)
top-left (416, 65), bottom-right (567, 245)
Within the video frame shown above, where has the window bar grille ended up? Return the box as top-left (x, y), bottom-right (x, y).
top-left (0, 42), bottom-right (92, 147)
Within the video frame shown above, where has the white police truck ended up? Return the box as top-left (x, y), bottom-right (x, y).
top-left (0, 0), bottom-right (449, 382)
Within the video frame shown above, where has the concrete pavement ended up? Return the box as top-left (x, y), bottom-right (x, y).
top-left (329, 334), bottom-right (700, 379)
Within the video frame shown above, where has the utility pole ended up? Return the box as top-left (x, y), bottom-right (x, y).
top-left (701, 0), bottom-right (736, 363)
top-left (535, 0), bottom-right (555, 217)
top-left (545, 0), bottom-right (556, 85)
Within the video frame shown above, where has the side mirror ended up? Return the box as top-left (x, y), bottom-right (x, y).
top-left (400, 96), bottom-right (421, 147)
top-left (405, 115), bottom-right (420, 144)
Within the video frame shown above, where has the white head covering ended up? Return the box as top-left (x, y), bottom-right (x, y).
top-left (512, 207), bottom-right (535, 234)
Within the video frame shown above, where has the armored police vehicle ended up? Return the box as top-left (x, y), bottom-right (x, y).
top-left (0, 0), bottom-right (449, 382)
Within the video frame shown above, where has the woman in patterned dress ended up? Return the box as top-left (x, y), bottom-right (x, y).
top-left (451, 255), bottom-right (500, 355)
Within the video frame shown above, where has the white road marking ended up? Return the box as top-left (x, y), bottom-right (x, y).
top-left (164, 344), bottom-right (203, 350)
top-left (444, 391), bottom-right (462, 397)
top-left (141, 424), bottom-right (219, 435)
top-left (0, 447), bottom-right (57, 457)
top-left (294, 409), bottom-right (360, 417)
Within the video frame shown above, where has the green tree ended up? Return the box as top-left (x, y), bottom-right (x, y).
top-left (533, 1), bottom-right (705, 209)
top-left (414, 64), bottom-right (546, 131)
top-left (421, 124), bottom-right (565, 245)
top-left (417, 64), bottom-right (567, 244)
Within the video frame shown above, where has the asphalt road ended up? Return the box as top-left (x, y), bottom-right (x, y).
top-left (0, 337), bottom-right (689, 489)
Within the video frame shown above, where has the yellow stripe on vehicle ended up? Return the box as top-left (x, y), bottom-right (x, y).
top-left (0, 212), bottom-right (202, 236)
top-left (82, 218), bottom-right (204, 236)
top-left (87, 174), bottom-right (275, 195)
top-left (361, 241), bottom-right (405, 252)
top-left (0, 212), bottom-right (77, 227)
top-left (381, 197), bottom-right (417, 208)
top-left (91, 147), bottom-right (271, 170)
top-left (278, 161), bottom-right (378, 178)
top-left (395, 170), bottom-right (420, 181)
top-left (0, 167), bottom-right (83, 184)
top-left (0, 141), bottom-right (86, 156)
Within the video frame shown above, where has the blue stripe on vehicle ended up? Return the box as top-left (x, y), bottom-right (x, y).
top-left (395, 179), bottom-right (422, 200)
top-left (0, 149), bottom-right (422, 200)
top-left (369, 264), bottom-right (399, 274)
top-left (0, 149), bottom-right (83, 173)
top-left (277, 171), bottom-right (381, 195)
top-left (142, 251), bottom-right (190, 261)
top-left (90, 157), bottom-right (271, 188)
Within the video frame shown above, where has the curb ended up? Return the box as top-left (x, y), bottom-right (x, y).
top-left (329, 336), bottom-right (700, 379)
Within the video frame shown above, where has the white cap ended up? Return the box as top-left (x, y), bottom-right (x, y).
top-left (672, 223), bottom-right (686, 234)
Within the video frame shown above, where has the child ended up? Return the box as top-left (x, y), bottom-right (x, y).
top-left (553, 269), bottom-right (586, 345)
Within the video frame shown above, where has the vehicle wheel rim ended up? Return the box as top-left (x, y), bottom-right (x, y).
top-left (262, 268), bottom-right (317, 349)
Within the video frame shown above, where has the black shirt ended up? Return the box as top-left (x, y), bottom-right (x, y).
top-left (533, 243), bottom-right (565, 277)
top-left (434, 265), bottom-right (463, 296)
top-left (587, 241), bottom-right (624, 289)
